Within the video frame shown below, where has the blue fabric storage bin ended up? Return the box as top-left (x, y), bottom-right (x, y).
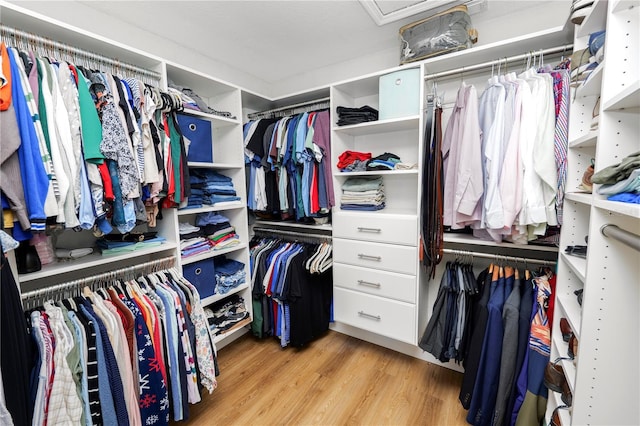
top-left (176, 114), bottom-right (213, 163)
top-left (378, 68), bottom-right (421, 120)
top-left (183, 259), bottom-right (216, 298)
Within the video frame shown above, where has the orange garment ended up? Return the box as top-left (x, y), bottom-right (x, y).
top-left (0, 43), bottom-right (12, 111)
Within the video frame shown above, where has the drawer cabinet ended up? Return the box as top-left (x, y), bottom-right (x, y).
top-left (333, 238), bottom-right (417, 275)
top-left (333, 287), bottom-right (416, 344)
top-left (333, 263), bottom-right (416, 303)
top-left (332, 212), bottom-right (417, 246)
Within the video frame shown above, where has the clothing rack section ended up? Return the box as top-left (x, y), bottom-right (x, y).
top-left (244, 106), bottom-right (334, 222)
top-left (247, 97), bottom-right (330, 120)
top-left (20, 256), bottom-right (175, 303)
top-left (420, 257), bottom-right (557, 426)
top-left (253, 226), bottom-right (332, 243)
top-left (2, 251), bottom-right (220, 426)
top-left (424, 44), bottom-right (573, 81)
top-left (0, 24), bottom-right (161, 84)
top-left (249, 233), bottom-right (333, 347)
top-left (600, 224), bottom-right (640, 252)
top-left (443, 248), bottom-right (557, 266)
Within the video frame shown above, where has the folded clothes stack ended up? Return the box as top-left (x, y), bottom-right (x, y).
top-left (205, 295), bottom-right (250, 336)
top-left (336, 105), bottom-right (378, 126)
top-left (338, 150), bottom-right (417, 172)
top-left (571, 29), bottom-right (605, 89)
top-left (96, 235), bottom-right (166, 255)
top-left (184, 169), bottom-right (241, 209)
top-left (340, 176), bottom-right (385, 211)
top-left (179, 212), bottom-right (240, 258)
top-left (214, 257), bottom-right (246, 295)
top-left (592, 152), bottom-right (640, 204)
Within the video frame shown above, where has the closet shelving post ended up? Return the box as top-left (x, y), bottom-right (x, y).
top-left (166, 62), bottom-right (253, 348)
top-left (548, 1), bottom-right (640, 424)
top-left (0, 3), bottom-right (180, 293)
top-left (329, 64), bottom-right (424, 346)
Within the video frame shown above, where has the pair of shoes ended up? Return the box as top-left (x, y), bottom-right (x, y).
top-left (544, 358), bottom-right (574, 406)
top-left (565, 245), bottom-right (587, 258)
top-left (559, 318), bottom-right (580, 359)
top-left (550, 404), bottom-right (571, 426)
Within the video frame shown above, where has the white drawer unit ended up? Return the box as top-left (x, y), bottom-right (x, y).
top-left (333, 287), bottom-right (417, 344)
top-left (333, 263), bottom-right (416, 303)
top-left (332, 212), bottom-right (417, 246)
top-left (333, 238), bottom-right (417, 275)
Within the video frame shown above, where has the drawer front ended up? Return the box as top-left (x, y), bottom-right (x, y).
top-left (333, 287), bottom-right (416, 344)
top-left (333, 263), bottom-right (416, 303)
top-left (333, 238), bottom-right (417, 275)
top-left (333, 213), bottom-right (417, 246)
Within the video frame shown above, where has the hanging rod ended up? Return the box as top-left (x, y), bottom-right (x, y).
top-left (253, 226), bottom-right (332, 241)
top-left (601, 224), bottom-right (640, 252)
top-left (20, 255), bottom-right (176, 300)
top-left (442, 248), bottom-right (555, 266)
top-left (248, 97), bottom-right (330, 120)
top-left (424, 44), bottom-right (573, 81)
top-left (0, 24), bottom-right (161, 82)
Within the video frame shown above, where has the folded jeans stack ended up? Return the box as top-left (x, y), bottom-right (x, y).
top-left (186, 169), bottom-right (241, 208)
top-left (340, 176), bottom-right (385, 211)
top-left (336, 105), bottom-right (378, 126)
top-left (214, 256), bottom-right (246, 295)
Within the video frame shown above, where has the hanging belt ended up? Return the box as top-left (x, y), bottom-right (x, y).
top-left (420, 96), bottom-right (444, 278)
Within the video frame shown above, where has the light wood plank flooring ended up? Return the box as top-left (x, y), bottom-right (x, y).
top-left (180, 330), bottom-right (469, 425)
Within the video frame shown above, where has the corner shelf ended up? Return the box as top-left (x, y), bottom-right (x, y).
top-left (187, 162), bottom-right (243, 170)
top-left (577, 0), bottom-right (608, 37)
top-left (603, 80), bottom-right (640, 111)
top-left (593, 197), bottom-right (640, 218)
top-left (576, 61), bottom-right (605, 97)
top-left (564, 192), bottom-right (593, 206)
top-left (332, 115), bottom-right (420, 136)
top-left (178, 201), bottom-right (245, 215)
top-left (200, 282), bottom-right (250, 307)
top-left (556, 293), bottom-right (582, 341)
top-left (181, 242), bottom-right (248, 265)
top-left (334, 169), bottom-right (418, 177)
top-left (569, 130), bottom-right (598, 148)
top-left (559, 252), bottom-right (587, 282)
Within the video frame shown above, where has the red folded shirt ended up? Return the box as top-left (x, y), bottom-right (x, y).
top-left (337, 150), bottom-right (372, 169)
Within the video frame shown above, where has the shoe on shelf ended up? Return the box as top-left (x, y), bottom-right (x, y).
top-left (574, 289), bottom-right (584, 306)
top-left (568, 334), bottom-right (579, 359)
top-left (560, 318), bottom-right (573, 342)
top-left (578, 160), bottom-right (595, 193)
top-left (550, 404), bottom-right (571, 426)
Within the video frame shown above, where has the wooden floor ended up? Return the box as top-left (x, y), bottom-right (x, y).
top-left (181, 330), bottom-right (470, 425)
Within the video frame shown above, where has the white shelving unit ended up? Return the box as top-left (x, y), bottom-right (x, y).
top-left (1, 1), bottom-right (253, 349)
top-left (329, 64), bottom-right (424, 346)
top-left (548, 1), bottom-right (640, 424)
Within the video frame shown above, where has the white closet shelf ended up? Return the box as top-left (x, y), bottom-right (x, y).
top-left (612, 0), bottom-right (636, 14)
top-left (552, 330), bottom-right (571, 363)
top-left (576, 61), bottom-right (605, 98)
top-left (335, 207), bottom-right (417, 217)
top-left (178, 201), bottom-right (245, 215)
top-left (577, 0), bottom-right (608, 37)
top-left (334, 169), bottom-right (418, 177)
top-left (557, 293), bottom-right (582, 341)
top-left (18, 242), bottom-right (178, 283)
top-left (569, 130), bottom-right (598, 148)
top-left (332, 115), bottom-right (420, 136)
top-left (560, 357), bottom-right (577, 393)
top-left (213, 317), bottom-right (252, 344)
top-left (560, 252), bottom-right (587, 282)
top-left (593, 198), bottom-right (640, 218)
top-left (443, 233), bottom-right (560, 253)
top-left (187, 162), bottom-right (243, 170)
top-left (603, 80), bottom-right (640, 111)
top-left (200, 282), bottom-right (250, 307)
top-left (253, 219), bottom-right (333, 231)
top-left (181, 242), bottom-right (248, 265)
top-left (177, 109), bottom-right (240, 126)
top-left (565, 192), bottom-right (593, 206)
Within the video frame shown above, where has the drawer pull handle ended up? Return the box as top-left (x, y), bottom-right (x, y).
top-left (357, 227), bottom-right (381, 233)
top-left (358, 254), bottom-right (381, 261)
top-left (357, 280), bottom-right (381, 288)
top-left (358, 311), bottom-right (381, 321)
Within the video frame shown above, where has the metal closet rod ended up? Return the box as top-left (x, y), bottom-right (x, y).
top-left (253, 226), bottom-right (332, 241)
top-left (443, 248), bottom-right (555, 266)
top-left (601, 224), bottom-right (640, 252)
top-left (424, 44), bottom-right (573, 81)
top-left (20, 255), bottom-right (176, 300)
top-left (248, 97), bottom-right (330, 120)
top-left (0, 24), bottom-right (161, 81)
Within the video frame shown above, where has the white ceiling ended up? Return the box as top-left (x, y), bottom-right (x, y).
top-left (4, 0), bottom-right (571, 98)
